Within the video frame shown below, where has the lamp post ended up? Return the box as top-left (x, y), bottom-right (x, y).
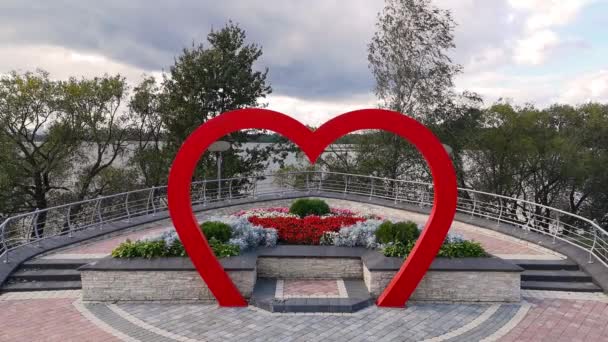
top-left (208, 141), bottom-right (231, 199)
top-left (442, 144), bottom-right (453, 156)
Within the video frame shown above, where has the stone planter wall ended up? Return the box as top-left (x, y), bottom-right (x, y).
top-left (79, 256), bottom-right (256, 303)
top-left (81, 269), bottom-right (255, 302)
top-left (257, 257), bottom-right (362, 279)
top-left (79, 247), bottom-right (523, 304)
top-left (362, 257), bottom-right (522, 302)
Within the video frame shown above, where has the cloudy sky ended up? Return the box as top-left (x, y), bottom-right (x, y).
top-left (1, 0), bottom-right (607, 125)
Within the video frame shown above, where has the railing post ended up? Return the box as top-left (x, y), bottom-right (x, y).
top-left (32, 208), bottom-right (41, 244)
top-left (589, 221), bottom-right (598, 264)
top-left (470, 195), bottom-right (476, 218)
top-left (552, 215), bottom-right (559, 244)
top-left (318, 171), bottom-right (323, 193)
top-left (394, 181), bottom-right (398, 204)
top-left (150, 187), bottom-right (157, 216)
top-left (228, 180), bottom-right (233, 202)
top-left (343, 176), bottom-right (349, 197)
top-left (496, 200), bottom-right (503, 226)
top-left (1, 219), bottom-right (9, 263)
top-left (306, 173), bottom-right (310, 194)
top-left (202, 181), bottom-right (207, 206)
top-left (125, 192), bottom-right (131, 222)
top-left (96, 197), bottom-right (103, 229)
top-left (369, 177), bottom-right (374, 200)
top-left (67, 205), bottom-right (73, 238)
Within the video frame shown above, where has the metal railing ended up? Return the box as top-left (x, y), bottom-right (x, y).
top-left (1, 171), bottom-right (607, 267)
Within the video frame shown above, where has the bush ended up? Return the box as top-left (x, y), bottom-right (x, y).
top-left (382, 241), bottom-right (415, 258)
top-left (200, 221), bottom-right (231, 243)
top-left (333, 219), bottom-right (383, 248)
top-left (111, 239), bottom-right (168, 258)
top-left (381, 240), bottom-right (488, 258)
top-left (111, 235), bottom-right (240, 259)
top-left (213, 216), bottom-right (278, 250)
top-left (375, 220), bottom-right (420, 245)
top-left (437, 241), bottom-right (487, 258)
top-left (208, 238), bottom-right (240, 258)
top-left (289, 198), bottom-right (330, 218)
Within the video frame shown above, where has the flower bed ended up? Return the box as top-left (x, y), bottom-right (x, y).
top-left (111, 198), bottom-right (487, 259)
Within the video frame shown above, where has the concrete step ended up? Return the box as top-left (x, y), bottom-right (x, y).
top-left (1, 280), bottom-right (82, 292)
top-left (250, 278), bottom-right (373, 313)
top-left (521, 280), bottom-right (602, 292)
top-left (21, 259), bottom-right (95, 270)
top-left (10, 269), bottom-right (81, 282)
top-left (510, 259), bottom-right (579, 271)
top-left (521, 270), bottom-right (592, 282)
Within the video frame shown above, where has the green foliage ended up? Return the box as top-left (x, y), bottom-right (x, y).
top-left (111, 238), bottom-right (239, 259)
top-left (289, 198), bottom-right (331, 218)
top-left (375, 220), bottom-right (420, 245)
top-left (437, 241), bottom-right (487, 258)
top-left (208, 238), bottom-right (240, 258)
top-left (382, 241), bottom-right (415, 258)
top-left (381, 240), bottom-right (488, 259)
top-left (111, 239), bottom-right (168, 259)
top-left (200, 221), bottom-right (232, 243)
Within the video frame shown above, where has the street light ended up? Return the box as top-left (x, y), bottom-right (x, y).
top-left (442, 144), bottom-right (453, 156)
top-left (208, 141), bottom-right (231, 199)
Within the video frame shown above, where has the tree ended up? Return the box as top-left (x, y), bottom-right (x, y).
top-left (368, 0), bottom-right (461, 121)
top-left (128, 76), bottom-right (170, 187)
top-left (0, 130), bottom-right (27, 219)
top-left (0, 70), bottom-right (80, 235)
top-left (59, 74), bottom-right (130, 200)
top-left (323, 0), bottom-right (479, 184)
top-left (162, 21), bottom-right (271, 146)
top-left (160, 22), bottom-right (277, 184)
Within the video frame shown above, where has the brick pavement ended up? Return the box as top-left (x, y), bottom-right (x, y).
top-left (0, 296), bottom-right (119, 342)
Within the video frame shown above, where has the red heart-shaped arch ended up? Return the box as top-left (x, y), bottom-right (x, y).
top-left (167, 108), bottom-right (457, 307)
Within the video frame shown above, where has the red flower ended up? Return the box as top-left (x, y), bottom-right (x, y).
top-left (248, 215), bottom-right (366, 244)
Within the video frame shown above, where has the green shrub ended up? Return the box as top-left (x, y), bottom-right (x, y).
top-left (111, 237), bottom-right (240, 259)
top-left (289, 198), bottom-right (330, 218)
top-left (381, 239), bottom-right (488, 259)
top-left (437, 241), bottom-right (487, 258)
top-left (382, 241), bottom-right (415, 258)
top-left (209, 238), bottom-right (240, 258)
top-left (375, 220), bottom-right (420, 245)
top-left (200, 221), bottom-right (232, 243)
top-left (111, 239), bottom-right (168, 259)
top-left (166, 239), bottom-right (187, 257)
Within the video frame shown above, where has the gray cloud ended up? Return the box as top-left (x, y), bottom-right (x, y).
top-left (0, 0), bottom-right (598, 106)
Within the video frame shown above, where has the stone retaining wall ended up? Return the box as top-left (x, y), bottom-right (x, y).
top-left (79, 248), bottom-right (522, 303)
top-left (256, 257), bottom-right (362, 279)
top-left (81, 269), bottom-right (255, 302)
top-left (363, 264), bottom-right (521, 302)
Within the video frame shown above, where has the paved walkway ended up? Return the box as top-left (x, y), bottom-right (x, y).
top-left (1, 290), bottom-right (607, 341)
top-left (3, 198), bottom-right (605, 341)
top-left (39, 198), bottom-right (565, 261)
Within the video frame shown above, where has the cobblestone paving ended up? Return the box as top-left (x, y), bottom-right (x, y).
top-left (83, 301), bottom-right (517, 342)
top-left (2, 290), bottom-right (607, 341)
